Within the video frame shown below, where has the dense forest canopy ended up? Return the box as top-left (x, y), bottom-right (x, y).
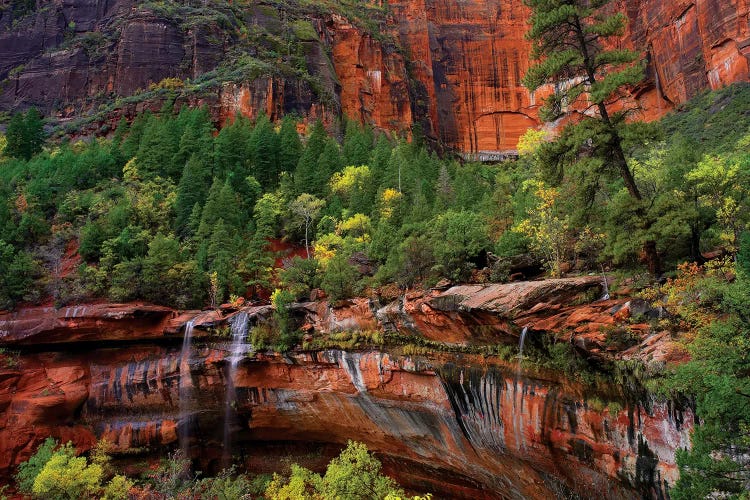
top-left (0, 84), bottom-right (749, 312)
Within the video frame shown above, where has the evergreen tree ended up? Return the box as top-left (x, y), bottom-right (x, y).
top-left (141, 233), bottom-right (180, 302)
top-left (239, 233), bottom-right (275, 299)
top-left (4, 108), bottom-right (45, 160)
top-left (174, 154), bottom-right (212, 236)
top-left (172, 107), bottom-right (214, 174)
top-left (23, 107), bottom-right (45, 160)
top-left (434, 164), bottom-right (455, 211)
top-left (121, 112), bottom-right (150, 160)
top-left (342, 118), bottom-right (373, 166)
top-left (277, 115), bottom-right (302, 174)
top-left (522, 0), bottom-right (659, 273)
top-left (316, 138), bottom-right (342, 191)
top-left (214, 114), bottom-right (252, 181)
top-left (320, 253), bottom-right (359, 301)
top-left (197, 179), bottom-right (242, 240)
top-left (5, 113), bottom-right (28, 160)
top-left (136, 115), bottom-right (180, 178)
top-left (369, 134), bottom-right (393, 187)
top-left (294, 120), bottom-right (327, 195)
top-left (248, 113), bottom-right (280, 189)
top-left (110, 117), bottom-right (129, 166)
top-left (207, 219), bottom-right (239, 302)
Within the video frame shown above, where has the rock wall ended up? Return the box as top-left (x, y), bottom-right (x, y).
top-left (0, 0), bottom-right (750, 152)
top-left (1, 1), bottom-right (748, 153)
top-left (388, 0), bottom-right (539, 153)
top-left (0, 346), bottom-right (691, 499)
top-left (0, 279), bottom-right (691, 497)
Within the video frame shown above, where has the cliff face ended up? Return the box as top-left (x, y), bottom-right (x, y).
top-left (1, 1), bottom-right (748, 153)
top-left (0, 279), bottom-right (690, 498)
top-left (388, 0), bottom-right (540, 154)
top-left (0, 347), bottom-right (690, 498)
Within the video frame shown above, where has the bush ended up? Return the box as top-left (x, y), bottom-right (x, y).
top-left (265, 441), bottom-right (407, 500)
top-left (16, 438), bottom-right (59, 494)
top-left (32, 446), bottom-right (103, 499)
top-left (321, 254), bottom-right (359, 301)
top-left (102, 475), bottom-right (134, 500)
top-left (194, 467), bottom-right (253, 500)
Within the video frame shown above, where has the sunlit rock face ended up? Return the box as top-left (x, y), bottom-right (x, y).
top-left (387, 0), bottom-right (540, 154)
top-left (1, 1), bottom-right (748, 154)
top-left (0, 282), bottom-right (692, 498)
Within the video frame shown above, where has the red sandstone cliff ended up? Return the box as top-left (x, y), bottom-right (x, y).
top-left (0, 279), bottom-right (689, 498)
top-left (1, 1), bottom-right (748, 153)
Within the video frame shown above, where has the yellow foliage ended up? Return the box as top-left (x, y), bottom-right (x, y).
top-left (32, 451), bottom-right (103, 499)
top-left (313, 233), bottom-right (344, 266)
top-left (337, 213), bottom-right (372, 240)
top-left (265, 465), bottom-right (322, 500)
top-left (640, 259), bottom-right (734, 331)
top-left (514, 180), bottom-right (569, 277)
top-left (379, 188), bottom-right (403, 220)
top-left (329, 165), bottom-right (372, 199)
top-left (102, 475), bottom-right (134, 500)
top-left (148, 77), bottom-right (185, 91)
top-left (123, 157), bottom-right (140, 182)
top-left (0, 133), bottom-right (6, 156)
top-left (516, 128), bottom-right (548, 156)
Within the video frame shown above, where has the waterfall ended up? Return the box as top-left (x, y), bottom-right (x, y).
top-left (223, 311), bottom-right (251, 466)
top-left (601, 266), bottom-right (610, 301)
top-left (178, 319), bottom-right (195, 459)
top-left (514, 326), bottom-right (529, 452)
top-left (227, 312), bottom-right (250, 369)
top-left (518, 326), bottom-right (528, 360)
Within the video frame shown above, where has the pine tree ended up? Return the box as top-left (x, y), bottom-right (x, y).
top-left (121, 112), bottom-right (150, 161)
top-left (435, 164), bottom-right (455, 211)
top-left (207, 219), bottom-right (239, 302)
top-left (22, 107), bottom-right (45, 159)
top-left (110, 117), bottom-right (129, 166)
top-left (4, 112), bottom-right (25, 160)
top-left (137, 115), bottom-right (181, 178)
top-left (316, 138), bottom-right (342, 192)
top-left (174, 154), bottom-right (212, 236)
top-left (249, 113), bottom-right (280, 189)
top-left (342, 118), bottom-right (373, 166)
top-left (172, 107), bottom-right (214, 175)
top-left (522, 0), bottom-right (659, 273)
top-left (278, 115), bottom-right (302, 174)
top-left (214, 113), bottom-right (252, 181)
top-left (294, 120), bottom-right (327, 195)
top-left (4, 108), bottom-right (45, 160)
top-left (197, 179), bottom-right (242, 241)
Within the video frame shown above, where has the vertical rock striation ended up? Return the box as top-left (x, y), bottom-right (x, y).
top-left (1, 1), bottom-right (748, 154)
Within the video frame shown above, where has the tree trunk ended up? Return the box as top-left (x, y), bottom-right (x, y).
top-left (690, 225), bottom-right (705, 264)
top-left (304, 219), bottom-right (310, 259)
top-left (597, 103), bottom-right (661, 275)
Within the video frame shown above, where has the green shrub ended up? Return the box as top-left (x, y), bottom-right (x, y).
top-left (16, 438), bottom-right (59, 494)
top-left (32, 446), bottom-right (103, 499)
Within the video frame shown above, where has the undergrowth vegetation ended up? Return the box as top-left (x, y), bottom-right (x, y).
top-left (13, 438), bottom-right (426, 500)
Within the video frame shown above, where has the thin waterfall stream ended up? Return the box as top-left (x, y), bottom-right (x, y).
top-left (223, 311), bottom-right (251, 465)
top-left (513, 326), bottom-right (529, 451)
top-left (517, 326), bottom-right (528, 361)
top-left (179, 319), bottom-right (195, 459)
